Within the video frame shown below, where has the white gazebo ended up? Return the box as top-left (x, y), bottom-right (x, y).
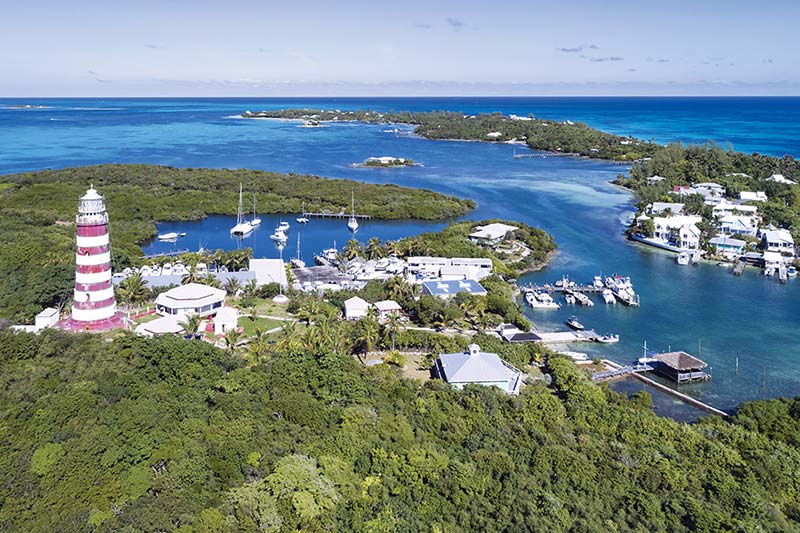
top-left (155, 283), bottom-right (226, 316)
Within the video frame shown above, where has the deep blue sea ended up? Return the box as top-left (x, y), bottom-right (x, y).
top-left (2, 96), bottom-right (800, 417)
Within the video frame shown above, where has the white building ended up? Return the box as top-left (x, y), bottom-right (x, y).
top-left (249, 258), bottom-right (289, 289)
top-left (647, 202), bottom-right (684, 215)
top-left (213, 307), bottom-right (239, 335)
top-left (134, 314), bottom-right (186, 337)
top-left (763, 251), bottom-right (787, 268)
top-left (709, 235), bottom-right (746, 257)
top-left (645, 175), bottom-right (666, 184)
top-left (469, 223), bottom-right (518, 246)
top-left (652, 215), bottom-right (703, 250)
top-left (712, 199), bottom-right (758, 218)
top-left (434, 344), bottom-right (522, 395)
top-left (739, 191), bottom-right (768, 202)
top-left (155, 283), bottom-right (226, 316)
top-left (35, 308), bottom-right (59, 330)
top-left (761, 229), bottom-right (795, 257)
top-left (719, 215), bottom-right (759, 237)
top-left (344, 296), bottom-right (370, 320)
top-left (767, 174), bottom-right (797, 185)
top-left (406, 257), bottom-right (493, 280)
top-left (373, 300), bottom-right (402, 321)
top-left (421, 279), bottom-right (488, 298)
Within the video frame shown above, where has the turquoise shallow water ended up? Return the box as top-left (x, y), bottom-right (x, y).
top-left (2, 97), bottom-right (799, 415)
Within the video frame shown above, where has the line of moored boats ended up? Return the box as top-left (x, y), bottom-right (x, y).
top-left (524, 274), bottom-right (640, 308)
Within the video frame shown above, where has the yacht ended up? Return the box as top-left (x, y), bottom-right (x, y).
top-left (597, 334), bottom-right (620, 344)
top-left (677, 251), bottom-right (691, 265)
top-left (270, 228), bottom-right (288, 244)
top-left (250, 193), bottom-right (261, 226)
top-left (564, 293), bottom-right (576, 305)
top-left (296, 202), bottom-right (309, 223)
top-left (290, 234), bottom-right (306, 268)
top-left (602, 289), bottom-right (616, 304)
top-left (574, 292), bottom-right (594, 307)
top-left (230, 183), bottom-right (254, 236)
top-left (593, 276), bottom-right (604, 289)
top-left (277, 220), bottom-right (290, 233)
top-left (139, 265), bottom-right (153, 277)
top-left (158, 232), bottom-right (178, 241)
top-left (195, 262), bottom-right (208, 275)
top-left (789, 265), bottom-right (797, 277)
top-left (347, 191), bottom-right (359, 232)
top-left (525, 291), bottom-right (560, 309)
top-left (566, 316), bottom-right (584, 330)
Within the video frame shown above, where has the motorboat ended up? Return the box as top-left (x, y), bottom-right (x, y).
top-left (597, 334), bottom-right (620, 344)
top-left (564, 293), bottom-right (576, 305)
top-left (290, 258), bottom-right (306, 268)
top-left (602, 289), bottom-right (616, 304)
top-left (250, 193), bottom-right (261, 226)
top-left (277, 220), bottom-right (290, 233)
top-left (347, 191), bottom-right (359, 232)
top-left (555, 275), bottom-right (575, 289)
top-left (139, 265), bottom-right (153, 277)
top-left (677, 251), bottom-right (691, 265)
top-left (574, 292), bottom-right (594, 307)
top-left (526, 291), bottom-right (560, 309)
top-left (566, 316), bottom-right (584, 330)
top-left (789, 265), bottom-right (797, 277)
top-left (765, 266), bottom-right (775, 277)
top-left (296, 216), bottom-right (309, 224)
top-left (593, 275), bottom-right (604, 289)
top-left (158, 232), bottom-right (178, 240)
top-left (270, 229), bottom-right (288, 243)
top-left (231, 183), bottom-right (255, 236)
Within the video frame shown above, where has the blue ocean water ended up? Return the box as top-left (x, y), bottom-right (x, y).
top-left (1, 97), bottom-right (799, 415)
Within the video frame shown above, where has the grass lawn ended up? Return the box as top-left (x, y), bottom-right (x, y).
top-left (132, 313), bottom-right (160, 326)
top-left (239, 316), bottom-right (284, 336)
top-left (236, 298), bottom-right (294, 319)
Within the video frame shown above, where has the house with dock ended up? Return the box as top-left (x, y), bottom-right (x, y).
top-left (761, 228), bottom-right (795, 258)
top-left (651, 351), bottom-right (710, 383)
top-left (651, 215), bottom-right (703, 250)
top-left (434, 343), bottom-right (523, 395)
top-left (719, 215), bottom-right (759, 237)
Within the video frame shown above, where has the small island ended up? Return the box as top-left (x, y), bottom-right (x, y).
top-left (354, 156), bottom-right (416, 168)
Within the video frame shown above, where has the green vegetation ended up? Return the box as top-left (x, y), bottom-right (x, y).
top-left (356, 157), bottom-right (415, 168)
top-left (2, 327), bottom-right (800, 531)
top-left (243, 109), bottom-right (662, 161)
top-left (0, 164), bottom-right (474, 321)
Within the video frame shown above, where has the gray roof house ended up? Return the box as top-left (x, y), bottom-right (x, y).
top-left (434, 344), bottom-right (522, 395)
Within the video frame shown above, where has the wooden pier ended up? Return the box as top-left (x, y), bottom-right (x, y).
top-left (513, 150), bottom-right (576, 160)
top-left (592, 362), bottom-right (653, 382)
top-left (302, 212), bottom-right (372, 220)
top-left (141, 249), bottom-right (190, 259)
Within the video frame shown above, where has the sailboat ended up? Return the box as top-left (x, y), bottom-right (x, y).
top-left (290, 233), bottom-right (305, 268)
top-left (347, 191), bottom-right (359, 232)
top-left (251, 193), bottom-right (261, 226)
top-left (296, 202), bottom-right (309, 224)
top-left (230, 183), bottom-right (254, 236)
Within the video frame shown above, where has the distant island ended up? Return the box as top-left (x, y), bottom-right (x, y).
top-left (354, 156), bottom-right (416, 168)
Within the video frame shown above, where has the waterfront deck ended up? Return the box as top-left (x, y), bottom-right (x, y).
top-left (302, 212), bottom-right (372, 220)
top-left (537, 329), bottom-right (601, 343)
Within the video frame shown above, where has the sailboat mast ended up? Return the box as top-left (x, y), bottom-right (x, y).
top-left (237, 183), bottom-right (244, 224)
top-left (351, 191), bottom-right (355, 216)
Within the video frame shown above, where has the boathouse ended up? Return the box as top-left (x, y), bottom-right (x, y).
top-left (652, 351), bottom-right (710, 383)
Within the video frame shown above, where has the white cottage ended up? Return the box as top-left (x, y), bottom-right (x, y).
top-left (434, 344), bottom-right (522, 395)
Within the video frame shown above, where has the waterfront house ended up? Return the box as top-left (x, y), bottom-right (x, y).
top-left (719, 215), bottom-right (759, 237)
top-left (761, 228), bottom-right (795, 258)
top-left (652, 351), bottom-right (710, 383)
top-left (373, 300), bottom-right (403, 320)
top-left (422, 279), bottom-right (488, 298)
top-left (647, 202), bottom-right (685, 215)
top-left (344, 296), bottom-right (370, 320)
top-left (652, 215), bottom-right (703, 250)
top-left (434, 343), bottom-right (523, 395)
top-left (469, 223), bottom-right (518, 246)
top-left (709, 235), bottom-right (746, 257)
top-left (213, 307), bottom-right (239, 335)
top-left (739, 191), bottom-right (768, 202)
top-left (712, 199), bottom-right (758, 218)
top-left (155, 283), bottom-right (226, 316)
top-left (767, 174), bottom-right (797, 185)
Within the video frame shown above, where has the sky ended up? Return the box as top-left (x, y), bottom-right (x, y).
top-left (1, 0), bottom-right (798, 96)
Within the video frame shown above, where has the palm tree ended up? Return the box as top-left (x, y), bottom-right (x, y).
top-left (343, 239), bottom-right (363, 260)
top-left (385, 240), bottom-right (402, 257)
top-left (249, 329), bottom-right (270, 363)
top-left (366, 237), bottom-right (385, 260)
top-left (116, 272), bottom-right (149, 307)
top-left (179, 314), bottom-right (203, 338)
top-left (355, 316), bottom-right (380, 357)
top-left (181, 266), bottom-right (199, 285)
top-left (200, 273), bottom-right (222, 289)
top-left (387, 276), bottom-right (410, 301)
top-left (242, 279), bottom-right (259, 299)
top-left (222, 328), bottom-right (243, 356)
top-left (384, 310), bottom-right (401, 350)
top-left (224, 278), bottom-right (241, 296)
top-left (275, 321), bottom-right (299, 353)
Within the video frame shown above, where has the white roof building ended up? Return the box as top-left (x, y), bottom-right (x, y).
top-left (761, 228), bottom-right (795, 256)
top-left (712, 199), bottom-right (758, 218)
top-left (648, 202), bottom-right (684, 215)
top-left (739, 191), bottom-right (768, 202)
top-left (35, 308), bottom-right (59, 330)
top-left (434, 344), bottom-right (522, 395)
top-left (763, 251), bottom-right (786, 267)
top-left (652, 215), bottom-right (703, 250)
top-left (469, 223), bottom-right (518, 245)
top-left (155, 283), bottom-right (226, 316)
top-left (249, 258), bottom-right (289, 288)
top-left (719, 215), bottom-right (759, 237)
top-left (646, 175), bottom-right (667, 184)
top-left (767, 174), bottom-right (797, 185)
top-left (373, 300), bottom-right (402, 319)
top-left (213, 307), bottom-right (239, 335)
top-left (134, 314), bottom-right (186, 337)
top-left (406, 257), bottom-right (493, 280)
top-left (344, 296), bottom-right (370, 320)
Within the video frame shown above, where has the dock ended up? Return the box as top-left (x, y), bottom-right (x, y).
top-left (513, 149), bottom-right (576, 159)
top-left (537, 329), bottom-right (601, 344)
top-left (302, 211), bottom-right (372, 220)
top-left (733, 259), bottom-right (746, 276)
top-left (522, 284), bottom-right (604, 294)
top-left (592, 362), bottom-right (652, 382)
top-left (141, 249), bottom-right (190, 259)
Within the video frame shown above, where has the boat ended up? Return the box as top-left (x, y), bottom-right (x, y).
top-left (290, 234), bottom-right (305, 268)
top-left (596, 334), bottom-right (620, 344)
top-left (296, 202), bottom-right (310, 224)
top-left (677, 251), bottom-right (691, 265)
top-left (593, 276), bottom-right (604, 289)
top-left (347, 191), bottom-right (359, 232)
top-left (161, 262), bottom-right (173, 276)
top-left (230, 183), bottom-right (254, 236)
top-left (139, 265), bottom-right (153, 277)
top-left (250, 193), bottom-right (261, 226)
top-left (526, 290), bottom-right (560, 309)
top-left (602, 289), bottom-right (616, 304)
top-left (789, 265), bottom-right (797, 277)
top-left (555, 275), bottom-right (575, 289)
top-left (691, 250), bottom-right (702, 265)
top-left (157, 232), bottom-right (178, 240)
top-left (574, 292), bottom-right (594, 307)
top-left (277, 220), bottom-right (290, 233)
top-left (270, 228), bottom-right (287, 244)
top-left (564, 293), bottom-right (576, 305)
top-left (566, 316), bottom-right (584, 330)
top-left (765, 266), bottom-right (775, 277)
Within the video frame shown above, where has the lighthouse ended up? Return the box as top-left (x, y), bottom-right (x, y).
top-left (65, 185), bottom-right (125, 331)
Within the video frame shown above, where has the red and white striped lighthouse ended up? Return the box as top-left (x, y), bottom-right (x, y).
top-left (65, 185), bottom-right (125, 331)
